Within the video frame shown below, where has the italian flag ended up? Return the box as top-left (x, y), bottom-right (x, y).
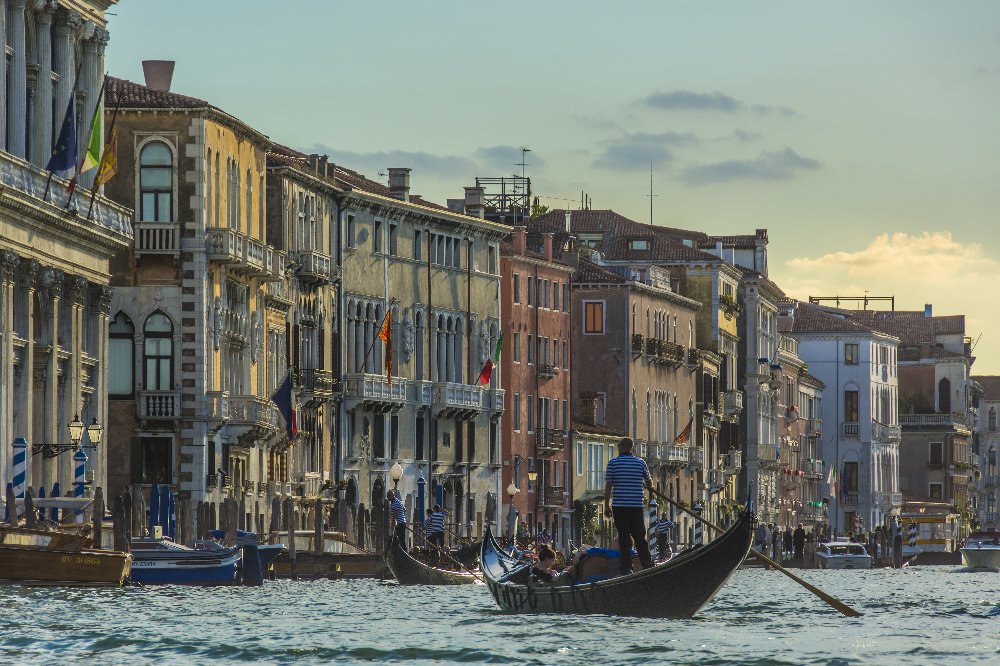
top-left (477, 331), bottom-right (504, 385)
top-left (826, 463), bottom-right (837, 498)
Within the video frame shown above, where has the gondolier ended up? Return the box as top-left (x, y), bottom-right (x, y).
top-left (655, 514), bottom-right (675, 562)
top-left (388, 490), bottom-right (407, 549)
top-left (426, 504), bottom-right (446, 548)
top-left (603, 437), bottom-right (654, 575)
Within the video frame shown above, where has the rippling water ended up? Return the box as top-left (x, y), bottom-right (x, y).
top-left (1, 566), bottom-right (999, 664)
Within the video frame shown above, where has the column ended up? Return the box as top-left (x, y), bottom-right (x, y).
top-left (89, 284), bottom-right (112, 493)
top-left (30, 2), bottom-right (55, 166)
top-left (8, 0), bottom-right (27, 158)
top-left (445, 327), bottom-right (454, 383)
top-left (38, 269), bottom-right (62, 492)
top-left (52, 8), bottom-right (80, 140)
top-left (66, 275), bottom-right (86, 489)
top-left (0, 0), bottom-right (7, 149)
top-left (79, 28), bottom-right (108, 188)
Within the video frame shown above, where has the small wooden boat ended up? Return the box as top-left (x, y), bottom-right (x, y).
top-left (384, 535), bottom-right (478, 585)
top-left (130, 537), bottom-right (241, 585)
top-left (0, 526), bottom-right (132, 586)
top-left (481, 501), bottom-right (753, 618)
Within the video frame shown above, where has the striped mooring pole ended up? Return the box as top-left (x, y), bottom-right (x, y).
top-left (74, 447), bottom-right (88, 523)
top-left (908, 521), bottom-right (918, 548)
top-left (12, 437), bottom-right (28, 515)
top-left (694, 501), bottom-right (703, 546)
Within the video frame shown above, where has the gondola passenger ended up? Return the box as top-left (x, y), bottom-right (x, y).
top-left (603, 437), bottom-right (654, 575)
top-left (532, 545), bottom-right (570, 584)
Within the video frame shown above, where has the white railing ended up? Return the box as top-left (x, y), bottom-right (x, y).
top-left (344, 373), bottom-right (407, 403)
top-left (432, 382), bottom-right (483, 410)
top-left (899, 413), bottom-right (970, 428)
top-left (485, 388), bottom-right (505, 412)
top-left (296, 249), bottom-right (333, 282)
top-left (134, 222), bottom-right (180, 254)
top-left (665, 445), bottom-right (689, 464)
top-left (138, 390), bottom-right (180, 419)
top-left (228, 395), bottom-right (279, 429)
top-left (206, 391), bottom-right (230, 421)
top-left (205, 227), bottom-right (244, 263)
top-left (723, 390), bottom-right (743, 415)
top-left (245, 237), bottom-right (267, 274)
top-left (689, 447), bottom-right (704, 467)
top-left (873, 422), bottom-right (901, 442)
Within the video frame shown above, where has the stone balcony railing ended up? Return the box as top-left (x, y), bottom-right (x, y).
top-left (723, 390), bottom-right (743, 417)
top-left (689, 447), bottom-right (704, 468)
top-left (295, 249), bottom-right (333, 283)
top-left (205, 391), bottom-right (230, 422)
top-left (873, 421), bottom-right (901, 442)
top-left (664, 445), bottom-right (690, 465)
top-left (806, 418), bottom-right (823, 437)
top-left (843, 422), bottom-right (860, 438)
top-left (431, 381), bottom-right (483, 419)
top-left (757, 443), bottom-right (780, 468)
top-left (0, 149), bottom-right (133, 247)
top-left (244, 237), bottom-right (267, 275)
top-left (723, 450), bottom-right (742, 474)
top-left (297, 368), bottom-right (339, 399)
top-left (134, 222), bottom-right (180, 256)
top-left (138, 390), bottom-right (181, 419)
top-left (485, 388), bottom-right (505, 413)
top-left (344, 373), bottom-right (407, 412)
top-left (227, 395), bottom-right (279, 430)
top-left (205, 227), bottom-right (244, 265)
top-left (899, 413), bottom-right (971, 429)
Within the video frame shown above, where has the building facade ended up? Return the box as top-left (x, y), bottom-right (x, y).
top-left (499, 226), bottom-right (574, 546)
top-left (1, 1), bottom-right (131, 500)
top-left (973, 376), bottom-right (1000, 529)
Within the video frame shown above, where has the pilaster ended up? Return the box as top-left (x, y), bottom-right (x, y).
top-left (30, 1), bottom-right (56, 166)
top-left (9, 0), bottom-right (28, 158)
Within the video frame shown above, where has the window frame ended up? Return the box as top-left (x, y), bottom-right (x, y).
top-left (845, 343), bottom-right (859, 365)
top-left (138, 140), bottom-right (175, 223)
top-left (109, 311), bottom-right (135, 398)
top-left (143, 312), bottom-right (174, 392)
top-left (583, 301), bottom-right (605, 335)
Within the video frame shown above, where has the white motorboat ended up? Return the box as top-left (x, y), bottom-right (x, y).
top-left (960, 532), bottom-right (1000, 572)
top-left (814, 539), bottom-right (872, 570)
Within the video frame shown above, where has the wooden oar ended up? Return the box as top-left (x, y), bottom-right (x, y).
top-left (650, 489), bottom-right (862, 618)
top-left (402, 523), bottom-right (485, 583)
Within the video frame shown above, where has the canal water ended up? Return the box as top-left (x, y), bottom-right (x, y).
top-left (1, 567), bottom-right (998, 664)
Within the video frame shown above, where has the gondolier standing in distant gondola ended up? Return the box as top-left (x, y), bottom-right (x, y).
top-left (603, 437), bottom-right (655, 575)
top-left (388, 490), bottom-right (407, 549)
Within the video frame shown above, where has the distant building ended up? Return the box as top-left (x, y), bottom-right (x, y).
top-left (781, 301), bottom-right (901, 535)
top-left (973, 376), bottom-right (1000, 529)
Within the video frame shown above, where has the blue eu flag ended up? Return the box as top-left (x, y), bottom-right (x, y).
top-left (47, 96), bottom-right (78, 174)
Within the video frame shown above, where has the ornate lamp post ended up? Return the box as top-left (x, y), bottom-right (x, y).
top-left (389, 461), bottom-right (403, 490)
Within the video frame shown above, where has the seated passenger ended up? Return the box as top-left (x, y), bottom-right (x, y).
top-left (532, 545), bottom-right (571, 584)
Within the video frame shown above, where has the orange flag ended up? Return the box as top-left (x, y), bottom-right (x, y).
top-left (378, 309), bottom-right (392, 385)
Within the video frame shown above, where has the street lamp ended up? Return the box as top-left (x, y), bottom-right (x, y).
top-left (389, 461), bottom-right (403, 489)
top-left (32, 415), bottom-right (102, 458)
top-left (507, 482), bottom-right (519, 498)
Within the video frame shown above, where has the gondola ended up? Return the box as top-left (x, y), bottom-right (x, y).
top-left (384, 535), bottom-right (479, 585)
top-left (481, 501), bottom-right (754, 618)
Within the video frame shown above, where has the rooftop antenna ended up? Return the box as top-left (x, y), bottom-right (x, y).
top-left (516, 147), bottom-right (531, 180)
top-left (646, 161), bottom-right (659, 225)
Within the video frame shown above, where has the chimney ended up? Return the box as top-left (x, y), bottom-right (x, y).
top-left (308, 154), bottom-right (329, 178)
top-left (513, 226), bottom-right (527, 255)
top-left (387, 168), bottom-right (411, 201)
top-left (564, 211), bottom-right (572, 234)
top-left (579, 392), bottom-right (598, 426)
top-left (543, 233), bottom-right (554, 261)
top-left (464, 186), bottom-right (485, 219)
top-left (142, 60), bottom-right (175, 92)
top-left (924, 303), bottom-right (933, 318)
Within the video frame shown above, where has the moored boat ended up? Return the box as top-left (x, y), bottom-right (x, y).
top-left (814, 539), bottom-right (872, 569)
top-left (960, 531), bottom-right (1000, 572)
top-left (0, 527), bottom-right (132, 586)
top-left (385, 535), bottom-right (479, 585)
top-left (130, 537), bottom-right (241, 585)
top-left (481, 501), bottom-right (753, 618)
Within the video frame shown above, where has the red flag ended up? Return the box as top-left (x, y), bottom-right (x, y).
top-left (478, 330), bottom-right (504, 385)
top-left (378, 310), bottom-right (392, 386)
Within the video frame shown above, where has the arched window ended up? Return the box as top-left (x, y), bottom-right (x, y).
top-left (139, 141), bottom-right (173, 222)
top-left (246, 169), bottom-right (253, 236)
top-left (214, 153), bottom-right (221, 226)
top-left (205, 149), bottom-right (213, 225)
top-left (109, 312), bottom-right (135, 397)
top-left (938, 377), bottom-right (951, 414)
top-left (144, 312), bottom-right (174, 391)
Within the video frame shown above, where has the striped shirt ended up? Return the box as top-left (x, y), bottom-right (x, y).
top-left (604, 452), bottom-right (651, 508)
top-left (390, 497), bottom-right (406, 525)
top-left (656, 519), bottom-right (675, 535)
top-left (425, 511), bottom-right (446, 534)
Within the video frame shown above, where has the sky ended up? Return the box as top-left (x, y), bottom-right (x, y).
top-left (107, 1), bottom-right (1000, 373)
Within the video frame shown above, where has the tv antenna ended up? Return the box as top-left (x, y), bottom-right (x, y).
top-left (516, 147), bottom-right (531, 180)
top-left (646, 162), bottom-right (659, 225)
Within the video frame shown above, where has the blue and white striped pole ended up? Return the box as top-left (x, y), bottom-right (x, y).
top-left (74, 448), bottom-right (88, 523)
top-left (12, 438), bottom-right (27, 517)
top-left (694, 501), bottom-right (703, 546)
top-left (908, 521), bottom-right (917, 549)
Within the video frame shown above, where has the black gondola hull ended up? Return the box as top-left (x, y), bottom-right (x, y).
top-left (384, 536), bottom-right (478, 585)
top-left (481, 505), bottom-right (753, 618)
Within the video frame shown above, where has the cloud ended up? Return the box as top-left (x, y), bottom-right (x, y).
top-left (475, 145), bottom-right (546, 171)
top-left (571, 115), bottom-right (621, 131)
top-left (975, 66), bottom-right (1000, 77)
top-left (679, 147), bottom-right (820, 185)
top-left (733, 129), bottom-right (762, 142)
top-left (303, 144), bottom-right (476, 178)
top-left (641, 90), bottom-right (797, 116)
top-left (592, 131), bottom-right (699, 170)
top-left (643, 90), bottom-right (741, 112)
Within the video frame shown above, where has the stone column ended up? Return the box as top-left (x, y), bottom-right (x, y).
top-left (36, 268), bottom-right (62, 492)
top-left (0, 0), bottom-right (8, 149)
top-left (79, 27), bottom-right (109, 189)
top-left (89, 285), bottom-right (112, 492)
top-left (53, 8), bottom-right (81, 139)
top-left (9, 0), bottom-right (28, 158)
top-left (15, 261), bottom-right (36, 491)
top-left (0, 251), bottom-right (19, 482)
top-left (65, 275), bottom-right (86, 490)
top-left (31, 2), bottom-right (56, 166)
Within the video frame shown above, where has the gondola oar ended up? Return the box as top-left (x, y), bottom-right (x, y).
top-left (402, 523), bottom-right (485, 583)
top-left (650, 489), bottom-right (862, 618)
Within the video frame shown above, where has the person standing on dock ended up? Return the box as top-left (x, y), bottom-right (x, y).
top-left (426, 504), bottom-right (446, 548)
top-left (388, 490), bottom-right (407, 549)
top-left (793, 523), bottom-right (806, 561)
top-left (603, 437), bottom-right (654, 575)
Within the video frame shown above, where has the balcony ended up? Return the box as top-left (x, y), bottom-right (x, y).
top-left (205, 391), bottom-right (230, 426)
top-left (265, 279), bottom-right (294, 309)
top-left (258, 246), bottom-right (281, 283)
top-left (843, 422), bottom-right (860, 438)
top-left (664, 445), bottom-right (690, 466)
top-left (134, 222), bottom-right (180, 256)
top-left (539, 486), bottom-right (566, 509)
top-left (537, 363), bottom-right (557, 379)
top-left (806, 418), bottom-right (823, 437)
top-left (756, 443), bottom-right (779, 468)
top-left (723, 450), bottom-right (742, 475)
top-left (537, 428), bottom-right (565, 455)
top-left (227, 395), bottom-right (280, 443)
top-left (205, 227), bottom-right (244, 265)
top-left (689, 447), bottom-right (704, 469)
top-left (842, 491), bottom-right (859, 505)
top-left (431, 381), bottom-right (483, 419)
top-left (344, 373), bottom-right (407, 413)
top-left (686, 348), bottom-right (700, 365)
top-left (206, 473), bottom-right (218, 489)
top-left (631, 333), bottom-right (644, 355)
top-left (484, 388), bottom-right (505, 414)
top-left (985, 475), bottom-right (998, 488)
top-left (295, 249), bottom-right (334, 283)
top-left (723, 390), bottom-right (743, 417)
top-left (244, 237), bottom-right (267, 276)
top-left (584, 471), bottom-right (605, 499)
top-left (659, 340), bottom-right (686, 365)
top-left (297, 368), bottom-right (339, 401)
top-left (645, 337), bottom-right (658, 357)
top-left (873, 421), bottom-right (901, 442)
top-left (138, 390), bottom-right (181, 420)
top-left (899, 413), bottom-right (972, 430)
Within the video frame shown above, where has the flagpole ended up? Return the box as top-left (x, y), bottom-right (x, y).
top-left (44, 58), bottom-right (85, 203)
top-left (67, 73), bottom-right (108, 211)
top-left (87, 93), bottom-right (120, 221)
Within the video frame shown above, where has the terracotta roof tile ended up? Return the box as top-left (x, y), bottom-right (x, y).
top-left (785, 302), bottom-right (882, 335)
top-left (572, 420), bottom-right (627, 437)
top-left (574, 258), bottom-right (626, 284)
top-left (850, 310), bottom-right (966, 345)
top-left (106, 76), bottom-right (210, 109)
